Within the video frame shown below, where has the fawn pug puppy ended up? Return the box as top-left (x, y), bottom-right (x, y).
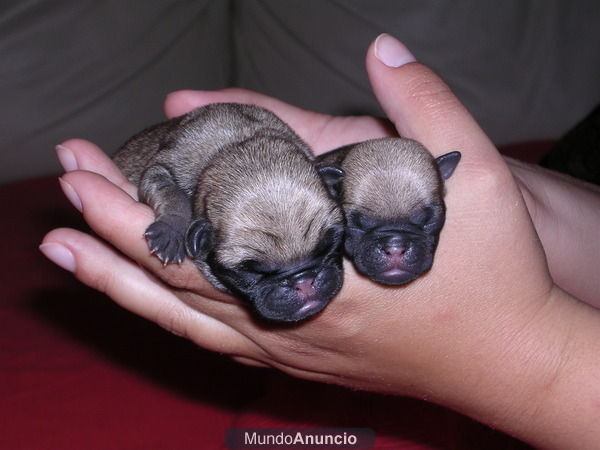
top-left (114, 103), bottom-right (344, 323)
top-left (317, 137), bottom-right (460, 286)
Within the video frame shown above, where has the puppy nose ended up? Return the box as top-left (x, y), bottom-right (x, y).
top-left (294, 277), bottom-right (316, 299)
top-left (383, 234), bottom-right (406, 254)
top-left (290, 269), bottom-right (318, 299)
top-left (382, 239), bottom-right (407, 266)
top-left (383, 245), bottom-right (406, 257)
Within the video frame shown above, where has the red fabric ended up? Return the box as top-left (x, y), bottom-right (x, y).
top-left (499, 140), bottom-right (554, 164)
top-left (1, 177), bottom-right (256, 449)
top-left (2, 142), bottom-right (547, 449)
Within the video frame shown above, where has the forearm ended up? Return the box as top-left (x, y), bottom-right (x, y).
top-left (508, 158), bottom-right (600, 307)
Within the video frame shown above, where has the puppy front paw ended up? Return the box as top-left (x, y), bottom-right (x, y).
top-left (144, 216), bottom-right (187, 265)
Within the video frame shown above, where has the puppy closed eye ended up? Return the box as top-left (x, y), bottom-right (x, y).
top-left (313, 226), bottom-right (344, 258)
top-left (410, 206), bottom-right (444, 233)
top-left (346, 212), bottom-right (379, 231)
top-left (410, 207), bottom-right (434, 226)
top-left (239, 259), bottom-right (279, 277)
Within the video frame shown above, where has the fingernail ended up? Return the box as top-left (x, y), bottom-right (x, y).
top-left (374, 33), bottom-right (416, 68)
top-left (59, 177), bottom-right (83, 212)
top-left (39, 243), bottom-right (76, 272)
top-left (55, 144), bottom-right (79, 172)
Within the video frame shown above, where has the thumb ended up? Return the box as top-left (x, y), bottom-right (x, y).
top-left (366, 34), bottom-right (503, 169)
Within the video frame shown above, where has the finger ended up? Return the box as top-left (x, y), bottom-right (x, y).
top-left (366, 34), bottom-right (505, 169)
top-left (164, 87), bottom-right (310, 121)
top-left (365, 35), bottom-right (545, 288)
top-left (39, 228), bottom-right (250, 355)
top-left (164, 88), bottom-right (392, 153)
top-left (56, 139), bottom-right (138, 198)
top-left (164, 88), bottom-right (336, 149)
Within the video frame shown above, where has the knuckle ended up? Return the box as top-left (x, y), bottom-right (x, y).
top-left (85, 266), bottom-right (118, 297)
top-left (155, 303), bottom-right (190, 338)
top-left (403, 66), bottom-right (460, 116)
top-left (466, 160), bottom-right (515, 194)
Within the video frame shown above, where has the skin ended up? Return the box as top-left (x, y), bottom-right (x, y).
top-left (41, 36), bottom-right (600, 448)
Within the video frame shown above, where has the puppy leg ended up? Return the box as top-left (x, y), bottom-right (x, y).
top-left (139, 164), bottom-right (192, 264)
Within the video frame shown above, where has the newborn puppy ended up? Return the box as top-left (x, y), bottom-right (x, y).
top-left (113, 103), bottom-right (344, 322)
top-left (316, 137), bottom-right (460, 286)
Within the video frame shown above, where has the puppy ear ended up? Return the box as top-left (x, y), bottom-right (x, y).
top-left (185, 219), bottom-right (214, 258)
top-left (435, 151), bottom-right (461, 180)
top-left (316, 164), bottom-right (345, 198)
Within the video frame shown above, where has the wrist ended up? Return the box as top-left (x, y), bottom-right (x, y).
top-left (434, 287), bottom-right (600, 448)
top-left (509, 159), bottom-right (600, 305)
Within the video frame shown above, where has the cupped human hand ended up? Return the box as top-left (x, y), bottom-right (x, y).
top-left (41, 33), bottom-right (554, 400)
top-left (41, 35), bottom-right (597, 448)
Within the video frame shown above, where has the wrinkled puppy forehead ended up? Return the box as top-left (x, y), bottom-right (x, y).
top-left (343, 166), bottom-right (440, 222)
top-left (217, 196), bottom-right (342, 268)
top-left (341, 138), bottom-right (442, 219)
top-left (342, 137), bottom-right (435, 169)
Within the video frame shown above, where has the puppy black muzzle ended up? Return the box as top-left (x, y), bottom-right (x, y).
top-left (214, 254), bottom-right (343, 323)
top-left (346, 223), bottom-right (437, 286)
